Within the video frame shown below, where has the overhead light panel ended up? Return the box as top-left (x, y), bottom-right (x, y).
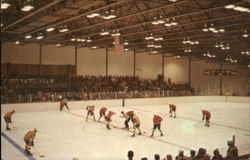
top-left (21, 2), bottom-right (34, 12)
top-left (1, 1), bottom-right (10, 9)
top-left (46, 27), bottom-right (55, 32)
top-left (59, 28), bottom-right (69, 33)
top-left (25, 35), bottom-right (32, 39)
top-left (36, 35), bottom-right (44, 40)
top-left (15, 41), bottom-right (20, 45)
top-left (224, 4), bottom-right (235, 9)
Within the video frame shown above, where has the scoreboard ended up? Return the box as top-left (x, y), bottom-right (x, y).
top-left (204, 70), bottom-right (236, 76)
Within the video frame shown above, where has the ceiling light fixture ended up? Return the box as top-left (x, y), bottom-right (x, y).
top-left (15, 41), bottom-right (20, 45)
top-left (46, 27), bottom-right (55, 32)
top-left (1, 1), bottom-right (10, 9)
top-left (25, 35), bottom-right (32, 39)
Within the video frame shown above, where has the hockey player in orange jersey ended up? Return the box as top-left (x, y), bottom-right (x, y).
top-left (131, 115), bottom-right (142, 137)
top-left (105, 111), bottom-right (116, 129)
top-left (86, 105), bottom-right (96, 122)
top-left (23, 128), bottom-right (37, 155)
top-left (169, 104), bottom-right (176, 118)
top-left (151, 114), bottom-right (164, 137)
top-left (59, 97), bottom-right (69, 111)
top-left (98, 107), bottom-right (107, 122)
top-left (120, 110), bottom-right (134, 130)
top-left (202, 110), bottom-right (211, 127)
top-left (4, 110), bottom-right (15, 130)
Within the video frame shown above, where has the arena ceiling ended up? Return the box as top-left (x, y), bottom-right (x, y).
top-left (1, 0), bottom-right (250, 65)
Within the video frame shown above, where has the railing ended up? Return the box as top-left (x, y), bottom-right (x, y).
top-left (1, 89), bottom-right (193, 104)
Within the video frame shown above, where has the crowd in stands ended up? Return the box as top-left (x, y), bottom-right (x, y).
top-left (1, 75), bottom-right (194, 103)
top-left (127, 140), bottom-right (239, 160)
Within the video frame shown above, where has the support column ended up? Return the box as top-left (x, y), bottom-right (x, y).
top-left (39, 43), bottom-right (42, 75)
top-left (106, 48), bottom-right (108, 76)
top-left (133, 50), bottom-right (136, 77)
top-left (188, 55), bottom-right (191, 85)
top-left (219, 64), bottom-right (223, 95)
top-left (162, 53), bottom-right (165, 78)
top-left (75, 44), bottom-right (78, 76)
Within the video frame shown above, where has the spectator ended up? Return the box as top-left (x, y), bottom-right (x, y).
top-left (188, 150), bottom-right (196, 160)
top-left (226, 140), bottom-right (238, 160)
top-left (212, 149), bottom-right (223, 160)
top-left (154, 154), bottom-right (160, 160)
top-left (127, 150), bottom-right (134, 160)
top-left (176, 150), bottom-right (187, 160)
top-left (166, 154), bottom-right (173, 160)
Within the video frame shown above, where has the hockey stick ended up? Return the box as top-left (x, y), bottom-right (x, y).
top-left (33, 146), bottom-right (45, 158)
top-left (193, 120), bottom-right (203, 126)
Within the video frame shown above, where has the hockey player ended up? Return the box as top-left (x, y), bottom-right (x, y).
top-left (120, 111), bottom-right (134, 130)
top-left (169, 104), bottom-right (176, 118)
top-left (86, 105), bottom-right (96, 122)
top-left (202, 110), bottom-right (211, 127)
top-left (4, 110), bottom-right (15, 130)
top-left (23, 128), bottom-right (37, 155)
top-left (98, 107), bottom-right (107, 122)
top-left (105, 111), bottom-right (116, 129)
top-left (131, 115), bottom-right (142, 137)
top-left (151, 114), bottom-right (163, 137)
top-left (60, 97), bottom-right (69, 111)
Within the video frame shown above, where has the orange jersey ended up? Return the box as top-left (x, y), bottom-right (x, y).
top-left (169, 104), bottom-right (176, 111)
top-left (86, 106), bottom-right (95, 112)
top-left (24, 131), bottom-right (36, 140)
top-left (202, 110), bottom-right (211, 117)
top-left (4, 112), bottom-right (12, 119)
top-left (132, 115), bottom-right (140, 125)
top-left (99, 107), bottom-right (107, 114)
top-left (153, 115), bottom-right (163, 125)
top-left (106, 111), bottom-right (115, 118)
top-left (127, 111), bottom-right (134, 117)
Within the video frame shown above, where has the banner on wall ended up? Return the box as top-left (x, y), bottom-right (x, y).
top-left (114, 35), bottom-right (124, 54)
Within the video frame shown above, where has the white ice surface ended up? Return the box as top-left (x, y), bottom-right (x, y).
top-left (1, 101), bottom-right (250, 160)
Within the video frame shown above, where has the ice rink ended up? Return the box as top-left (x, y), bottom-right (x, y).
top-left (1, 100), bottom-right (250, 160)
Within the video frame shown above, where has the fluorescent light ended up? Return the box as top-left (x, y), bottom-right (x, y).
top-left (171, 22), bottom-right (178, 25)
top-left (15, 41), bottom-right (20, 45)
top-left (224, 4), bottom-right (235, 9)
top-left (87, 14), bottom-right (95, 18)
top-left (164, 23), bottom-right (172, 27)
top-left (59, 28), bottom-right (68, 32)
top-left (1, 2), bottom-right (10, 9)
top-left (71, 38), bottom-right (76, 41)
top-left (91, 46), bottom-right (97, 49)
top-left (36, 35), bottom-right (44, 40)
top-left (92, 13), bottom-right (100, 17)
top-left (215, 45), bottom-right (219, 48)
top-left (109, 15), bottom-right (116, 19)
top-left (25, 35), bottom-right (32, 39)
top-left (242, 34), bottom-right (248, 38)
top-left (56, 44), bottom-right (61, 47)
top-left (152, 21), bottom-right (159, 25)
top-left (87, 39), bottom-right (92, 42)
top-left (124, 42), bottom-right (129, 45)
top-left (219, 29), bottom-right (225, 32)
top-left (46, 27), bottom-right (55, 32)
top-left (21, 5), bottom-right (34, 11)
top-left (233, 6), bottom-right (243, 11)
top-left (124, 48), bottom-right (129, 51)
top-left (158, 20), bottom-right (165, 24)
top-left (209, 27), bottom-right (216, 31)
top-left (202, 28), bottom-right (209, 32)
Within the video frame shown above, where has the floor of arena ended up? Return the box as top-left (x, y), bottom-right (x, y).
top-left (1, 101), bottom-right (250, 160)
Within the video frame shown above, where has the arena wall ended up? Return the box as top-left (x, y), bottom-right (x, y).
top-left (1, 43), bottom-right (249, 95)
top-left (1, 96), bottom-right (248, 113)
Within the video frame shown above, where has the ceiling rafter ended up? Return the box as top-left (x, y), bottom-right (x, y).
top-left (3, 0), bottom-right (63, 31)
